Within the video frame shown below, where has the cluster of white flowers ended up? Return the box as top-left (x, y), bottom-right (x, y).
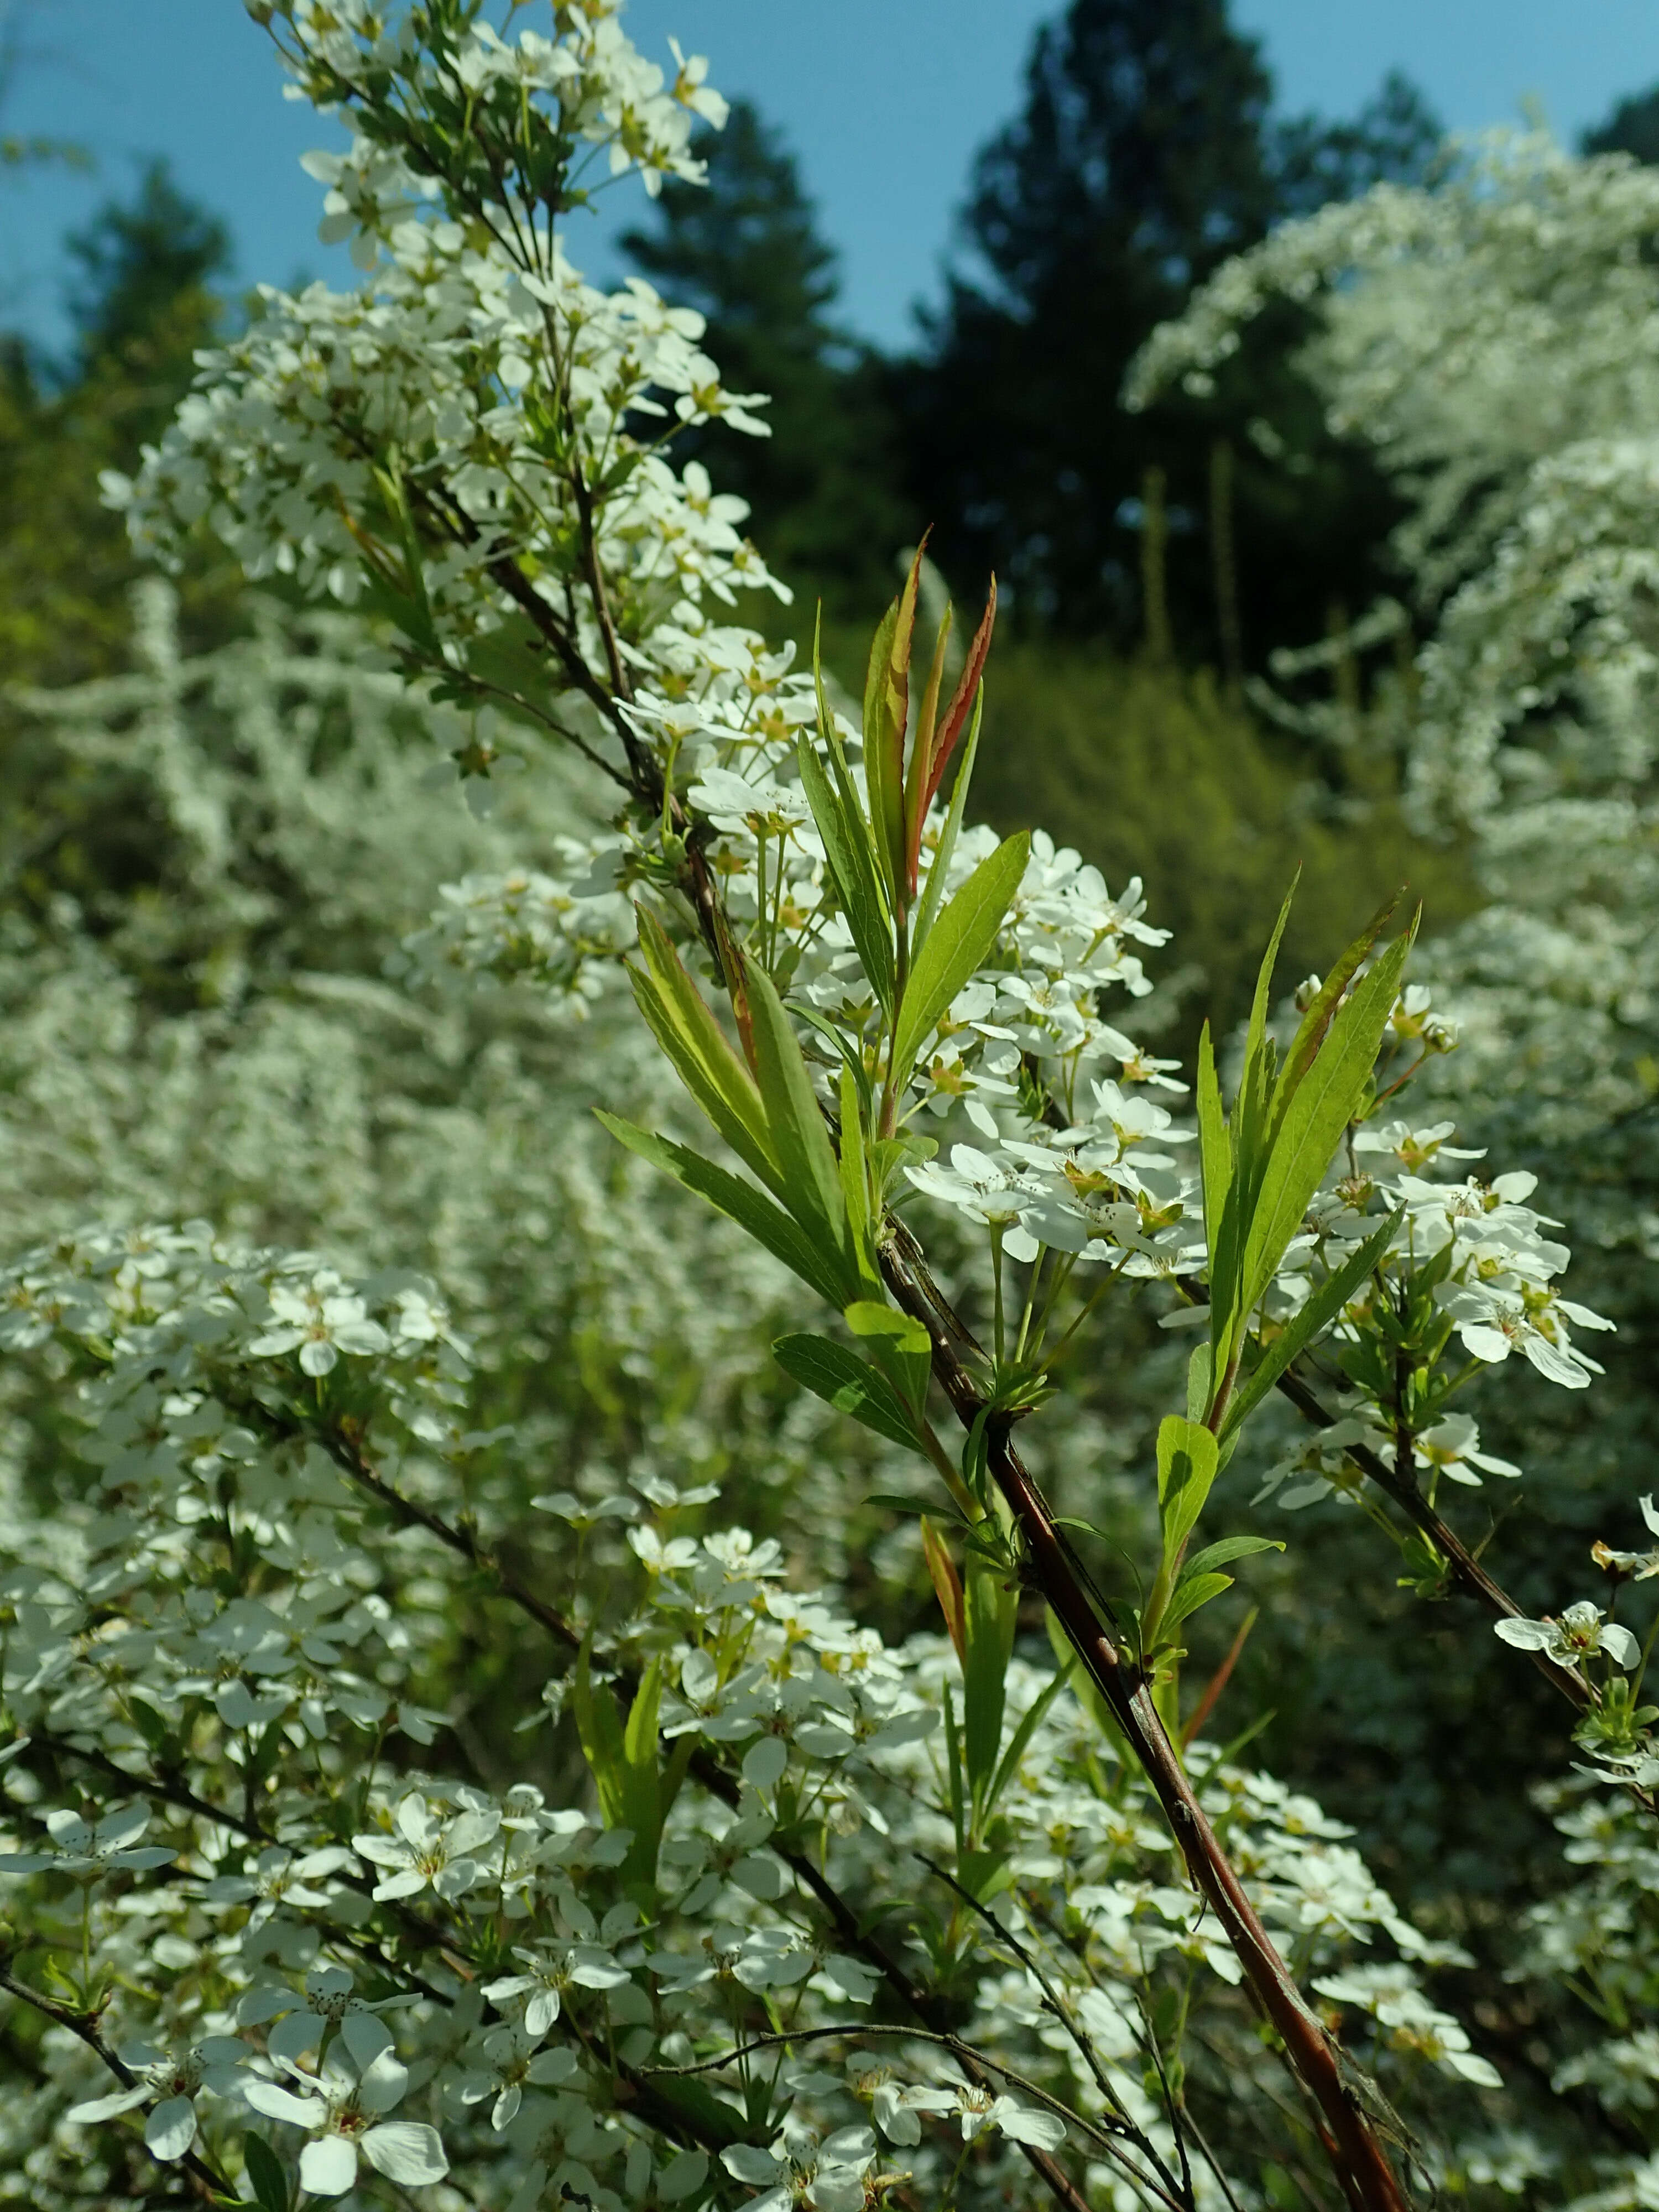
top-left (398, 848), bottom-right (635, 1008)
top-left (0, 1216), bottom-right (1498, 2208)
top-left (1131, 129), bottom-right (1659, 1158)
top-left (2, 3), bottom-right (1649, 2204)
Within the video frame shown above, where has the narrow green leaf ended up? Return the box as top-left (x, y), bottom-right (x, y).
top-left (1243, 878), bottom-right (1297, 1097)
top-left (868, 1491), bottom-right (957, 1520)
top-left (743, 957), bottom-right (850, 1263)
top-left (986, 1659), bottom-right (1073, 1819)
top-left (242, 2135), bottom-right (290, 2212)
top-left (963, 1557), bottom-right (1018, 1806)
top-left (1156, 1413), bottom-right (1222, 1563)
top-left (630, 910), bottom-right (778, 1193)
top-left (904, 601), bottom-right (955, 875)
top-left (772, 1333), bottom-right (922, 1451)
top-left (862, 590), bottom-right (909, 900)
top-left (943, 1683), bottom-right (967, 1856)
top-left (623, 1658), bottom-right (664, 1774)
top-left (1179, 1535), bottom-right (1285, 1580)
top-left (1221, 1211), bottom-right (1402, 1442)
top-left (572, 1639), bottom-right (629, 1831)
top-left (845, 1300), bottom-right (930, 1355)
top-left (910, 687), bottom-right (984, 961)
top-left (846, 1296), bottom-right (931, 1413)
top-left (1237, 936), bottom-right (1411, 1322)
top-left (891, 831), bottom-right (1030, 1091)
top-left (796, 734), bottom-right (895, 1014)
top-left (838, 1065), bottom-right (878, 1293)
top-left (1157, 1572), bottom-right (1234, 1636)
top-left (794, 1003), bottom-right (872, 1105)
top-left (1196, 1022), bottom-right (1232, 1277)
top-left (1269, 893), bottom-right (1401, 1142)
top-left (596, 1114), bottom-right (848, 1308)
top-left (1186, 1340), bottom-right (1214, 1427)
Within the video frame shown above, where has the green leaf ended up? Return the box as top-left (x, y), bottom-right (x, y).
top-left (743, 958), bottom-right (849, 1266)
top-left (837, 1066), bottom-right (879, 1295)
top-left (867, 1491), bottom-right (957, 1520)
top-left (623, 1657), bottom-right (664, 1774)
top-left (1156, 1572), bottom-right (1235, 1636)
top-left (629, 909), bottom-right (778, 1193)
top-left (1186, 1340), bottom-right (1213, 1426)
top-left (910, 687), bottom-right (984, 961)
top-left (772, 1333), bottom-right (922, 1451)
top-left (796, 734), bottom-right (894, 1014)
top-left (845, 1292), bottom-right (938, 1416)
top-left (1156, 1414), bottom-right (1221, 1563)
top-left (1237, 935), bottom-right (1412, 1323)
top-left (1270, 894), bottom-right (1401, 1144)
top-left (943, 1683), bottom-right (967, 1856)
top-left (572, 1638), bottom-right (629, 1830)
top-left (846, 1298), bottom-right (931, 1409)
top-left (862, 586), bottom-right (911, 899)
top-left (241, 2135), bottom-right (290, 2212)
top-left (1196, 1024), bottom-right (1235, 1364)
top-left (963, 1557), bottom-right (1019, 1807)
top-left (1180, 1535), bottom-right (1285, 1579)
top-left (1233, 877), bottom-right (1298, 1192)
top-left (891, 831), bottom-right (1030, 1091)
top-left (1220, 1211), bottom-right (1402, 1443)
top-left (845, 1292), bottom-right (938, 1345)
top-left (596, 1114), bottom-right (848, 1308)
top-left (986, 1660), bottom-right (1074, 1818)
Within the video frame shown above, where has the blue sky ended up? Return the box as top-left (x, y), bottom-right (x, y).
top-left (4, 1), bottom-right (1659, 356)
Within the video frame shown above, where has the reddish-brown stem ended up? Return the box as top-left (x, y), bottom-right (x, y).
top-left (880, 1237), bottom-right (1414, 2212)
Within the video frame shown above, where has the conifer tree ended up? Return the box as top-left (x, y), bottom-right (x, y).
top-left (899, 0), bottom-right (1438, 658)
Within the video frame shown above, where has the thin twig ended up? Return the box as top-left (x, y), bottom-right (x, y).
top-left (0, 1963), bottom-right (234, 2201)
top-left (915, 1853), bottom-right (1196, 2211)
top-left (646, 2021), bottom-right (1185, 2207)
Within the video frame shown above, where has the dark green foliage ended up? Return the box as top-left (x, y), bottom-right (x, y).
top-left (65, 157), bottom-right (231, 389)
top-left (1583, 84), bottom-right (1659, 163)
top-left (0, 162), bottom-right (243, 960)
top-left (1272, 68), bottom-right (1444, 213)
top-left (622, 100), bottom-right (916, 618)
top-left (0, 159), bottom-right (237, 691)
top-left (896, 0), bottom-right (1440, 657)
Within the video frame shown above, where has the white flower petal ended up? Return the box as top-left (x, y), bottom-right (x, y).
top-left (361, 2121), bottom-right (450, 2184)
top-left (299, 2132), bottom-right (359, 2197)
top-left (145, 2096), bottom-right (199, 2162)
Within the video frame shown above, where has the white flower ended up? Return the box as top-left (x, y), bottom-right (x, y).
top-left (67, 2039), bottom-right (251, 2162)
top-left (0, 1803), bottom-right (174, 1877)
top-left (248, 1272), bottom-right (392, 1377)
top-left (239, 1966), bottom-right (412, 2069)
top-left (1414, 1413), bottom-right (1520, 1488)
top-left (688, 765), bottom-right (809, 837)
top-left (1495, 1600), bottom-right (1640, 1671)
top-left (353, 1792), bottom-right (502, 1901)
top-left (1437, 1281), bottom-right (1609, 1388)
top-left (445, 2024), bottom-right (575, 2130)
top-left (1313, 1964), bottom-right (1501, 2088)
top-left (244, 2047), bottom-right (447, 2197)
top-left (1593, 1495), bottom-right (1659, 1579)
